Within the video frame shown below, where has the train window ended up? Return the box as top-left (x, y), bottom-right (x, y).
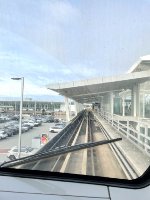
top-left (0, 0), bottom-right (150, 188)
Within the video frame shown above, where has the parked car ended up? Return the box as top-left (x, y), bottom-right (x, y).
top-left (5, 121), bottom-right (18, 127)
top-left (54, 118), bottom-right (59, 123)
top-left (49, 126), bottom-right (64, 133)
top-left (28, 120), bottom-right (39, 127)
top-left (41, 118), bottom-right (48, 123)
top-left (36, 119), bottom-right (42, 125)
top-left (13, 125), bottom-right (19, 134)
top-left (9, 125), bottom-right (19, 135)
top-left (22, 124), bottom-right (32, 130)
top-left (23, 121), bottom-right (34, 128)
top-left (41, 117), bottom-right (52, 123)
top-left (0, 130), bottom-right (8, 139)
top-left (3, 128), bottom-right (14, 137)
top-left (21, 125), bottom-right (29, 132)
top-left (49, 123), bottom-right (66, 133)
top-left (11, 115), bottom-right (19, 121)
top-left (7, 146), bottom-right (35, 160)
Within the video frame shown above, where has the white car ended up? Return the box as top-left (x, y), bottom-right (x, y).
top-left (49, 123), bottom-right (66, 133)
top-left (0, 130), bottom-right (8, 139)
top-left (29, 120), bottom-right (39, 127)
top-left (23, 121), bottom-right (34, 128)
top-left (49, 126), bottom-right (64, 133)
top-left (7, 146), bottom-right (35, 160)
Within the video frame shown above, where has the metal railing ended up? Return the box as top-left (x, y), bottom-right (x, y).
top-left (96, 109), bottom-right (150, 155)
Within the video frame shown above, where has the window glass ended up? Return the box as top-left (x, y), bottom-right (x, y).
top-left (0, 0), bottom-right (150, 181)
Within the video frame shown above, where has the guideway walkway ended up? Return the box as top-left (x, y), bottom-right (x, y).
top-left (94, 113), bottom-right (150, 177)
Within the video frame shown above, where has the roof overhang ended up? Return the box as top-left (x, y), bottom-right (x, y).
top-left (47, 71), bottom-right (150, 103)
top-left (127, 55), bottom-right (150, 73)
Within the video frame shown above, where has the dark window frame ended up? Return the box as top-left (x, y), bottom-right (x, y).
top-left (0, 165), bottom-right (150, 189)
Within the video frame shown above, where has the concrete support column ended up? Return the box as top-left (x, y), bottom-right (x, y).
top-left (34, 101), bottom-right (36, 116)
top-left (122, 95), bottom-right (125, 116)
top-left (101, 96), bottom-right (104, 111)
top-left (15, 101), bottom-right (17, 115)
top-left (142, 94), bottom-right (145, 118)
top-left (79, 103), bottom-right (84, 112)
top-left (64, 97), bottom-right (70, 122)
top-left (74, 101), bottom-right (79, 116)
top-left (110, 92), bottom-right (114, 115)
top-left (131, 84), bottom-right (140, 117)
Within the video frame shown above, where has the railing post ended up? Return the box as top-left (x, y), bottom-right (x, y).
top-left (97, 109), bottom-right (150, 155)
top-left (107, 112), bottom-right (109, 123)
top-left (127, 120), bottom-right (129, 138)
top-left (145, 125), bottom-right (148, 151)
top-left (111, 114), bottom-right (113, 126)
top-left (117, 120), bottom-right (119, 130)
top-left (137, 122), bottom-right (140, 144)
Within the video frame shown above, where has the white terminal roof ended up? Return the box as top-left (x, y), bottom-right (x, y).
top-left (128, 55), bottom-right (150, 73)
top-left (47, 71), bottom-right (150, 103)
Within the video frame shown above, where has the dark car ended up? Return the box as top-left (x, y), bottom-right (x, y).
top-left (3, 128), bottom-right (14, 137)
top-left (11, 125), bottom-right (19, 135)
top-left (36, 119), bottom-right (42, 125)
top-left (21, 125), bottom-right (30, 132)
top-left (54, 118), bottom-right (59, 123)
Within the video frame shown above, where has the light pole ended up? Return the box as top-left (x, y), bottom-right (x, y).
top-left (34, 101), bottom-right (36, 117)
top-left (11, 77), bottom-right (24, 159)
top-left (14, 101), bottom-right (17, 115)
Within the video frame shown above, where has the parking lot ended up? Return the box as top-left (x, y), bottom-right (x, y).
top-left (0, 120), bottom-right (59, 163)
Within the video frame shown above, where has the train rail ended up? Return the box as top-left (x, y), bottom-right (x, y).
top-left (1, 110), bottom-right (138, 180)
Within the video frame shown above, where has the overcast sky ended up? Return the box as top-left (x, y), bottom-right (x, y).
top-left (0, 0), bottom-right (150, 98)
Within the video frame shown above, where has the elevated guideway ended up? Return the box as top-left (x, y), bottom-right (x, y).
top-left (1, 110), bottom-right (126, 178)
top-left (1, 110), bottom-right (150, 180)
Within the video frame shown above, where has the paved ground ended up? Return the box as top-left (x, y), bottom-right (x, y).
top-left (0, 122), bottom-right (58, 163)
top-left (95, 114), bottom-right (150, 177)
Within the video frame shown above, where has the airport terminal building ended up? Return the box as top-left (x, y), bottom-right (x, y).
top-left (47, 55), bottom-right (150, 120)
top-left (0, 99), bottom-right (61, 114)
top-left (46, 55), bottom-right (150, 155)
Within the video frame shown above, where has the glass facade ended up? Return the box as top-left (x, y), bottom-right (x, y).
top-left (139, 81), bottom-right (150, 118)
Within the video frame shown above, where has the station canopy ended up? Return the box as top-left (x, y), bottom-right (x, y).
top-left (128, 55), bottom-right (150, 73)
top-left (47, 71), bottom-right (150, 103)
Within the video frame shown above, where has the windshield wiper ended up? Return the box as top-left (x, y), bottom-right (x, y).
top-left (0, 137), bottom-right (122, 168)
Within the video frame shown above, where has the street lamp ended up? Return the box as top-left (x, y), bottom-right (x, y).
top-left (14, 101), bottom-right (17, 115)
top-left (11, 77), bottom-right (24, 159)
top-left (34, 101), bottom-right (36, 117)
